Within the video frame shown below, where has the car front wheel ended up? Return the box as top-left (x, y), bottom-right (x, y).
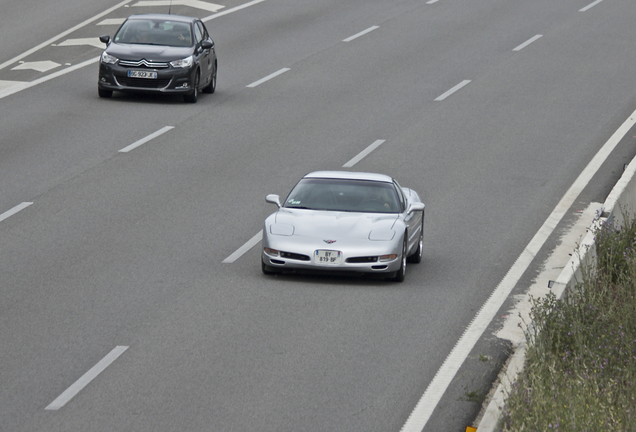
top-left (392, 235), bottom-right (407, 282)
top-left (203, 62), bottom-right (216, 94)
top-left (262, 259), bottom-right (280, 275)
top-left (184, 71), bottom-right (199, 103)
top-left (98, 88), bottom-right (112, 98)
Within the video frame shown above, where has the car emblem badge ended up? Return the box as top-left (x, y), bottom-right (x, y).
top-left (323, 240), bottom-right (336, 244)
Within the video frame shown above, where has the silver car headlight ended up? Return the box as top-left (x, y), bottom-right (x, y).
top-left (100, 51), bottom-right (118, 65)
top-left (170, 55), bottom-right (193, 68)
top-left (378, 254), bottom-right (398, 262)
top-left (270, 223), bottom-right (294, 236)
top-left (264, 247), bottom-right (280, 257)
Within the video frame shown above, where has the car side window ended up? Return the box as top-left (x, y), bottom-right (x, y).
top-left (393, 181), bottom-right (406, 212)
top-left (194, 22), bottom-right (203, 45)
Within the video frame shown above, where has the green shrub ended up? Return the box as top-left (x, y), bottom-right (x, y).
top-left (502, 215), bottom-right (636, 431)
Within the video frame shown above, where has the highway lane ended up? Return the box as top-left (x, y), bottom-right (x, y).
top-left (2, 0), bottom-right (636, 431)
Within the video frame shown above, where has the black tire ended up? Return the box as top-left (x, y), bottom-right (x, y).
top-left (184, 71), bottom-right (199, 103)
top-left (262, 259), bottom-right (277, 275)
top-left (393, 235), bottom-right (407, 282)
top-left (98, 88), bottom-right (112, 98)
top-left (408, 218), bottom-right (424, 264)
top-left (203, 62), bottom-right (216, 94)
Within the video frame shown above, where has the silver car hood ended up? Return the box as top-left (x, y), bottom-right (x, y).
top-left (272, 209), bottom-right (399, 240)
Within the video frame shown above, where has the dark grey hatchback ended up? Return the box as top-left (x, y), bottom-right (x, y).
top-left (98, 14), bottom-right (217, 103)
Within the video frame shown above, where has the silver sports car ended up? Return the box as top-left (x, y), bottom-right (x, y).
top-left (261, 171), bottom-right (425, 282)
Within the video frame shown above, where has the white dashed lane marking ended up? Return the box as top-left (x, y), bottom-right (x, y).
top-left (246, 68), bottom-right (290, 88)
top-left (119, 126), bottom-right (174, 153)
top-left (434, 80), bottom-right (471, 101)
top-left (580, 0), bottom-right (603, 12)
top-left (513, 35), bottom-right (542, 52)
top-left (45, 346), bottom-right (129, 410)
top-left (223, 231), bottom-right (263, 263)
top-left (342, 140), bottom-right (385, 168)
top-left (343, 26), bottom-right (379, 42)
top-left (0, 202), bottom-right (33, 223)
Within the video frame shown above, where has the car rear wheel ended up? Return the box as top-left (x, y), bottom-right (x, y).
top-left (98, 88), bottom-right (112, 98)
top-left (203, 62), bottom-right (216, 94)
top-left (392, 235), bottom-right (407, 282)
top-left (184, 71), bottom-right (199, 103)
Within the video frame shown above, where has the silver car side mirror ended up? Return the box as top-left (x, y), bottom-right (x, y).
top-left (266, 194), bottom-right (282, 208)
top-left (407, 202), bottom-right (425, 213)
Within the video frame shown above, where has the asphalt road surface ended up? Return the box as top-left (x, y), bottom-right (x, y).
top-left (2, 0), bottom-right (636, 431)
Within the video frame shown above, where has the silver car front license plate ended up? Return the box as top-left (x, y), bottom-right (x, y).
top-left (315, 250), bottom-right (342, 265)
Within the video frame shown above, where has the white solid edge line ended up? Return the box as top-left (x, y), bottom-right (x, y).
top-left (203, 0), bottom-right (266, 21)
top-left (513, 34), bottom-right (542, 52)
top-left (434, 80), bottom-right (471, 101)
top-left (45, 346), bottom-right (129, 410)
top-left (580, 0), bottom-right (603, 12)
top-left (343, 140), bottom-right (386, 168)
top-left (0, 0), bottom-right (132, 71)
top-left (246, 68), bottom-right (290, 88)
top-left (400, 108), bottom-right (636, 432)
top-left (119, 126), bottom-right (174, 153)
top-left (223, 230), bottom-right (263, 263)
top-left (343, 26), bottom-right (380, 42)
top-left (0, 202), bottom-right (33, 223)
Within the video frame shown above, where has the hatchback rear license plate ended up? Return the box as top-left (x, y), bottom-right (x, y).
top-left (128, 70), bottom-right (157, 79)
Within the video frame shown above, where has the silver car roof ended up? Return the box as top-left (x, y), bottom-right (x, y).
top-left (126, 14), bottom-right (196, 24)
top-left (304, 171), bottom-right (394, 183)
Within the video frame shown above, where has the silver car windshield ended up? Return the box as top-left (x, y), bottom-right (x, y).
top-left (114, 19), bottom-right (193, 47)
top-left (284, 178), bottom-right (401, 213)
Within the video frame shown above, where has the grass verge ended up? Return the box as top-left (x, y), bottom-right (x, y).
top-left (501, 215), bottom-right (636, 431)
